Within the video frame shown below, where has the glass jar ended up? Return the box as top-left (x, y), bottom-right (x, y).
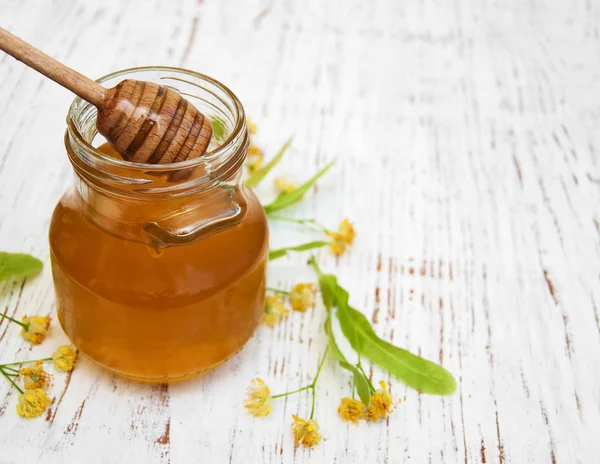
top-left (49, 67), bottom-right (268, 383)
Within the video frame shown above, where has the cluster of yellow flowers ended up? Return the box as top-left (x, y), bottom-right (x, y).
top-left (246, 119), bottom-right (299, 194)
top-left (244, 378), bottom-right (323, 447)
top-left (245, 119), bottom-right (356, 259)
top-left (0, 312), bottom-right (78, 419)
top-left (245, 118), bottom-right (263, 174)
top-left (243, 377), bottom-right (397, 448)
top-left (243, 378), bottom-right (272, 417)
top-left (291, 415), bottom-right (321, 447)
top-left (261, 283), bottom-right (317, 327)
top-left (274, 177), bottom-right (299, 195)
top-left (242, 119), bottom-right (400, 449)
top-left (20, 315), bottom-right (51, 344)
top-left (338, 381), bottom-right (396, 423)
top-left (326, 218), bottom-right (356, 257)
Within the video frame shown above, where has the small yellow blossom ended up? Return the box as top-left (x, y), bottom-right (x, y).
top-left (366, 381), bottom-right (394, 422)
top-left (274, 177), bottom-right (298, 194)
top-left (261, 295), bottom-right (289, 327)
top-left (292, 415), bottom-right (321, 448)
top-left (247, 118), bottom-right (258, 135)
top-left (248, 143), bottom-right (263, 158)
top-left (16, 388), bottom-right (52, 419)
top-left (246, 152), bottom-right (264, 174)
top-left (244, 378), bottom-right (272, 417)
top-left (289, 283), bottom-right (317, 312)
top-left (337, 397), bottom-right (364, 423)
top-left (52, 345), bottom-right (78, 372)
top-left (19, 361), bottom-right (51, 390)
top-left (326, 218), bottom-right (356, 256)
top-left (20, 315), bottom-right (51, 345)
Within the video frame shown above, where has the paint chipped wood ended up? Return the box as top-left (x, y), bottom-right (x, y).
top-left (1, 0), bottom-right (599, 462)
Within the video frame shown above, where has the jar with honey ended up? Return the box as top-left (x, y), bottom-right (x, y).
top-left (49, 67), bottom-right (268, 383)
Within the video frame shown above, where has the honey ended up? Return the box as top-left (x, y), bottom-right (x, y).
top-left (50, 67), bottom-right (268, 382)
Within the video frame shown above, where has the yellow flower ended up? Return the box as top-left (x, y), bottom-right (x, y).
top-left (291, 415), bottom-right (321, 448)
top-left (19, 361), bottom-right (51, 390)
top-left (261, 295), bottom-right (289, 327)
top-left (289, 283), bottom-right (317, 312)
top-left (16, 388), bottom-right (52, 419)
top-left (20, 315), bottom-right (51, 345)
top-left (248, 143), bottom-right (263, 158)
top-left (246, 152), bottom-right (264, 174)
top-left (326, 219), bottom-right (356, 256)
top-left (337, 397), bottom-right (364, 423)
top-left (52, 345), bottom-right (78, 372)
top-left (366, 381), bottom-right (394, 422)
top-left (247, 118), bottom-right (258, 135)
top-left (274, 177), bottom-right (298, 194)
top-left (244, 378), bottom-right (272, 417)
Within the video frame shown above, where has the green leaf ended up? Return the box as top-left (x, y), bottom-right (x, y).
top-left (0, 252), bottom-right (43, 282)
top-left (324, 314), bottom-right (371, 407)
top-left (309, 258), bottom-right (336, 310)
top-left (209, 115), bottom-right (227, 143)
top-left (246, 137), bottom-right (293, 189)
top-left (263, 160), bottom-right (335, 214)
top-left (324, 317), bottom-right (344, 359)
top-left (339, 361), bottom-right (372, 407)
top-left (311, 259), bottom-right (457, 396)
top-left (340, 304), bottom-right (456, 395)
top-left (268, 241), bottom-right (329, 261)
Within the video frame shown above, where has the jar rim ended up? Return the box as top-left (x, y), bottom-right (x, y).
top-left (66, 66), bottom-right (246, 173)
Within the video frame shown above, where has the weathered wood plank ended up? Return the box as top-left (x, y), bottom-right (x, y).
top-left (0, 0), bottom-right (599, 462)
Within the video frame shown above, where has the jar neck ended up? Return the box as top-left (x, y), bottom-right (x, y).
top-left (64, 67), bottom-right (250, 248)
top-left (71, 168), bottom-right (249, 250)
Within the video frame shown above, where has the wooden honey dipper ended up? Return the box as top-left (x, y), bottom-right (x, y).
top-left (0, 27), bottom-right (212, 164)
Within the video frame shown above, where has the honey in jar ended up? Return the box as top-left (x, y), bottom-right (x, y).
top-left (49, 67), bottom-right (268, 383)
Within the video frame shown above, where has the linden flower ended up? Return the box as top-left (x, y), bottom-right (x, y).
top-left (20, 315), bottom-right (51, 345)
top-left (326, 219), bottom-right (356, 256)
top-left (248, 143), bottom-right (263, 158)
top-left (246, 152), bottom-right (264, 174)
top-left (244, 378), bottom-right (272, 417)
top-left (289, 283), bottom-right (317, 312)
top-left (261, 295), bottom-right (289, 327)
top-left (292, 415), bottom-right (321, 448)
top-left (337, 397), bottom-right (364, 423)
top-left (247, 118), bottom-right (258, 135)
top-left (52, 345), bottom-right (78, 372)
top-left (274, 177), bottom-right (298, 195)
top-left (366, 381), bottom-right (394, 422)
top-left (16, 388), bottom-right (52, 419)
top-left (19, 361), bottom-right (51, 390)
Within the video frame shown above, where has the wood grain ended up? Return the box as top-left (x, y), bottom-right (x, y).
top-left (1, 0), bottom-right (599, 463)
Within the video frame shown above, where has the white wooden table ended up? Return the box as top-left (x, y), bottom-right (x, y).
top-left (1, 0), bottom-right (599, 462)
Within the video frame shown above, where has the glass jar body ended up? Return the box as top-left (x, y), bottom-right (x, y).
top-left (49, 67), bottom-right (267, 383)
top-left (49, 185), bottom-right (267, 383)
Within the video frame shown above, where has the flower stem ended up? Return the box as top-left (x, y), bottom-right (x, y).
top-left (272, 385), bottom-right (311, 399)
top-left (309, 347), bottom-right (329, 419)
top-left (357, 362), bottom-right (376, 394)
top-left (0, 313), bottom-right (26, 328)
top-left (310, 346), bottom-right (329, 388)
top-left (2, 366), bottom-right (20, 373)
top-left (309, 385), bottom-right (316, 419)
top-left (268, 216), bottom-right (328, 232)
top-left (0, 367), bottom-right (23, 394)
top-left (271, 347), bottom-right (330, 419)
top-left (0, 357), bottom-right (52, 368)
top-left (266, 287), bottom-right (290, 296)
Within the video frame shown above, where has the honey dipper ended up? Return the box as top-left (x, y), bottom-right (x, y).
top-left (0, 27), bottom-right (212, 164)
